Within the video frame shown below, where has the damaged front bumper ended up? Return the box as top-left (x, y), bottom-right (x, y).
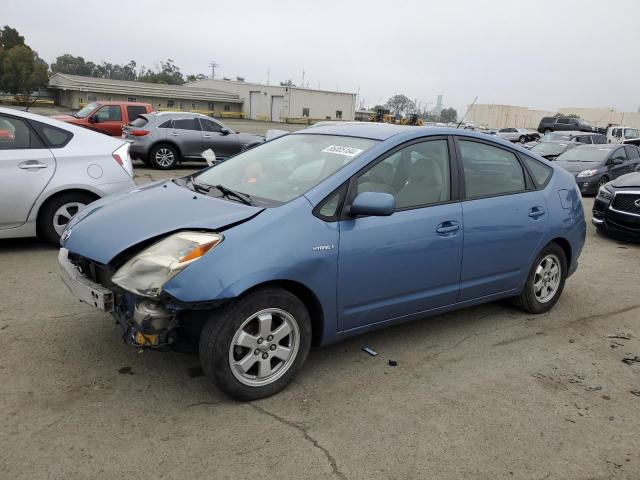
top-left (59, 248), bottom-right (187, 349)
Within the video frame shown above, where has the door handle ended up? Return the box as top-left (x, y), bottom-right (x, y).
top-left (528, 206), bottom-right (546, 218)
top-left (19, 161), bottom-right (48, 170)
top-left (436, 221), bottom-right (460, 234)
top-left (169, 132), bottom-right (179, 136)
top-left (203, 134), bottom-right (212, 138)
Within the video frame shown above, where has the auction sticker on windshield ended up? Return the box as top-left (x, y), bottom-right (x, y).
top-left (322, 145), bottom-right (364, 157)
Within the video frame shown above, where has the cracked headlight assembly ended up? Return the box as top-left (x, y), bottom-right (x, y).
top-left (112, 232), bottom-right (223, 298)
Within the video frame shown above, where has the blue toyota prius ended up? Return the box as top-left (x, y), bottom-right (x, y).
top-left (59, 124), bottom-right (586, 400)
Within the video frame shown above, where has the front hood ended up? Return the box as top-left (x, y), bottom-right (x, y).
top-left (554, 160), bottom-right (599, 174)
top-left (52, 114), bottom-right (82, 124)
top-left (611, 172), bottom-right (640, 188)
top-left (62, 180), bottom-right (263, 264)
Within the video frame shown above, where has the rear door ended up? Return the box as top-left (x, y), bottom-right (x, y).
top-left (168, 118), bottom-right (203, 158)
top-left (455, 137), bottom-right (548, 301)
top-left (199, 118), bottom-right (239, 159)
top-left (0, 114), bottom-right (55, 229)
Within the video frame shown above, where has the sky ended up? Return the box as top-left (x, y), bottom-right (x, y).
top-left (4, 0), bottom-right (640, 116)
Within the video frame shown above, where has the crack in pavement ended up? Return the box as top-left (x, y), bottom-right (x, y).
top-left (249, 403), bottom-right (347, 480)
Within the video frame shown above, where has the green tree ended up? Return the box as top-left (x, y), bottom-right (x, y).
top-left (139, 59), bottom-right (184, 85)
top-left (50, 54), bottom-right (98, 76)
top-left (0, 25), bottom-right (25, 50)
top-left (439, 107), bottom-right (458, 123)
top-left (186, 73), bottom-right (208, 83)
top-left (1, 45), bottom-right (49, 95)
top-left (385, 94), bottom-right (415, 116)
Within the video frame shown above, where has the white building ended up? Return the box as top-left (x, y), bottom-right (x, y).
top-left (190, 78), bottom-right (357, 122)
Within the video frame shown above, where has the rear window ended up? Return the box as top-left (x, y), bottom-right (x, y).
top-left (129, 116), bottom-right (148, 128)
top-left (31, 120), bottom-right (73, 148)
top-left (127, 106), bottom-right (148, 122)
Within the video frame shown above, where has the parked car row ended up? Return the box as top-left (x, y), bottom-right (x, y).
top-left (494, 127), bottom-right (540, 144)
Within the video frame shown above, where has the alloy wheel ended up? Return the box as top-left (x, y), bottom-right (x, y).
top-left (155, 148), bottom-right (175, 167)
top-left (228, 308), bottom-right (300, 387)
top-left (52, 202), bottom-right (85, 237)
top-left (533, 254), bottom-right (561, 303)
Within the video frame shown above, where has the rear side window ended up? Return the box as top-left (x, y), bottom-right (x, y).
top-left (172, 118), bottom-right (200, 131)
top-left (127, 105), bottom-right (148, 121)
top-left (31, 121), bottom-right (73, 148)
top-left (556, 118), bottom-right (569, 124)
top-left (459, 140), bottom-right (526, 199)
top-left (522, 155), bottom-right (553, 187)
top-left (0, 115), bottom-right (40, 149)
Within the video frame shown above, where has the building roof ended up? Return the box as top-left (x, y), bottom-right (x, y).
top-left (190, 78), bottom-right (356, 96)
top-left (48, 73), bottom-right (243, 103)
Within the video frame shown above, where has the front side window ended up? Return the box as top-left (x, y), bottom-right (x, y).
top-left (357, 139), bottom-right (451, 209)
top-left (195, 134), bottom-right (377, 205)
top-left (75, 102), bottom-right (100, 118)
top-left (610, 148), bottom-right (627, 162)
top-left (95, 105), bottom-right (122, 122)
top-left (172, 118), bottom-right (200, 131)
top-left (200, 118), bottom-right (222, 132)
top-left (625, 146), bottom-right (640, 159)
top-left (0, 115), bottom-right (32, 150)
top-left (459, 140), bottom-right (526, 198)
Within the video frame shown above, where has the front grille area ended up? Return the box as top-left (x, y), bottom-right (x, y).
top-left (68, 254), bottom-right (113, 286)
top-left (611, 193), bottom-right (640, 215)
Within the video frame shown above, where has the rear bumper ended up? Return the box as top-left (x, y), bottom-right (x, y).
top-left (129, 143), bottom-right (150, 162)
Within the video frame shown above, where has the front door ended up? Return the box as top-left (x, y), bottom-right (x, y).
top-left (608, 147), bottom-right (630, 178)
top-left (337, 138), bottom-right (463, 331)
top-left (168, 117), bottom-right (203, 158)
top-left (199, 118), bottom-right (239, 159)
top-left (0, 114), bottom-right (55, 229)
top-left (91, 105), bottom-right (123, 136)
top-left (455, 137), bottom-right (548, 300)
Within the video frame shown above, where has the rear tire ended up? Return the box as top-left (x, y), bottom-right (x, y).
top-left (150, 144), bottom-right (179, 169)
top-left (514, 243), bottom-right (567, 314)
top-left (37, 191), bottom-right (97, 244)
top-left (199, 287), bottom-right (312, 401)
top-left (519, 135), bottom-right (526, 144)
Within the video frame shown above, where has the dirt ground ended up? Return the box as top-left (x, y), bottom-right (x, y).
top-left (1, 165), bottom-right (640, 479)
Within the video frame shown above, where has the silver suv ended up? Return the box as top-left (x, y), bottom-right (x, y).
top-left (124, 112), bottom-right (264, 169)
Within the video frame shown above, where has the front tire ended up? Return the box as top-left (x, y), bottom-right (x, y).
top-left (37, 191), bottom-right (96, 244)
top-left (199, 287), bottom-right (312, 401)
top-left (519, 135), bottom-right (526, 144)
top-left (597, 176), bottom-right (609, 189)
top-left (150, 144), bottom-right (179, 169)
top-left (514, 243), bottom-right (567, 314)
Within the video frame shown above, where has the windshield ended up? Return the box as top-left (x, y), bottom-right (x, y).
top-left (75, 102), bottom-right (100, 118)
top-left (624, 128), bottom-right (640, 138)
top-left (556, 147), bottom-right (610, 163)
top-left (194, 134), bottom-right (378, 204)
top-left (531, 142), bottom-right (569, 156)
top-left (541, 132), bottom-right (571, 142)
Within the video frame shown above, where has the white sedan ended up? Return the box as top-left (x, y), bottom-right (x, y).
top-left (0, 107), bottom-right (135, 243)
top-left (495, 128), bottom-right (537, 144)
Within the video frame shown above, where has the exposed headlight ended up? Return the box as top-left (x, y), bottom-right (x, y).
top-left (577, 169), bottom-right (598, 178)
top-left (596, 185), bottom-right (614, 202)
top-left (112, 232), bottom-right (223, 298)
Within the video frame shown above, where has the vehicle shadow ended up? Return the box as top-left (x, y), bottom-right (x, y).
top-left (0, 237), bottom-right (57, 252)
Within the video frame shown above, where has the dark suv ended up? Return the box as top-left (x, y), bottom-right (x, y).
top-left (538, 117), bottom-right (593, 134)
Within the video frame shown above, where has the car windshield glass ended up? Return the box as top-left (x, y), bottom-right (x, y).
top-left (557, 147), bottom-right (610, 162)
top-left (194, 134), bottom-right (378, 205)
top-left (624, 128), bottom-right (640, 138)
top-left (541, 132), bottom-right (571, 142)
top-left (75, 102), bottom-right (100, 118)
top-left (531, 143), bottom-right (568, 156)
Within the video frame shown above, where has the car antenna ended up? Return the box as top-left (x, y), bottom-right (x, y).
top-left (24, 96), bottom-right (39, 112)
top-left (457, 96), bottom-right (478, 129)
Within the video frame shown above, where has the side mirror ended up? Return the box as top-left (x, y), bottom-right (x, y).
top-left (613, 158), bottom-right (624, 165)
top-left (88, 115), bottom-right (98, 123)
top-left (220, 127), bottom-right (230, 135)
top-left (349, 192), bottom-right (395, 217)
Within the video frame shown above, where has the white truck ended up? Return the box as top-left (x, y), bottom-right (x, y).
top-left (606, 125), bottom-right (640, 145)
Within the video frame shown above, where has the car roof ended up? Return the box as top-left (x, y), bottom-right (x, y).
top-left (573, 143), bottom-right (618, 149)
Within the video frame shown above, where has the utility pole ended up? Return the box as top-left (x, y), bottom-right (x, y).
top-left (209, 61), bottom-right (218, 79)
top-left (301, 69), bottom-right (305, 88)
top-left (267, 69), bottom-right (270, 85)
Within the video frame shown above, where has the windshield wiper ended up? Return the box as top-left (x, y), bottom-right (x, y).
top-left (213, 184), bottom-right (253, 206)
top-left (189, 175), bottom-right (213, 194)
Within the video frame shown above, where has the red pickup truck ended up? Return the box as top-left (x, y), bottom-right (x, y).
top-left (53, 101), bottom-right (154, 136)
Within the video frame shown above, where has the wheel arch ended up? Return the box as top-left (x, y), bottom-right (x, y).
top-left (549, 237), bottom-right (572, 267)
top-left (35, 188), bottom-right (100, 236)
top-left (242, 279), bottom-right (325, 347)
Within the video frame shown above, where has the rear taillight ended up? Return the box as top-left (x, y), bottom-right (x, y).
top-left (130, 130), bottom-right (149, 136)
top-left (112, 143), bottom-right (133, 178)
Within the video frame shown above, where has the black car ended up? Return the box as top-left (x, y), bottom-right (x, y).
top-left (529, 141), bottom-right (575, 160)
top-left (538, 117), bottom-right (594, 134)
top-left (593, 165), bottom-right (640, 238)
top-left (554, 144), bottom-right (640, 195)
